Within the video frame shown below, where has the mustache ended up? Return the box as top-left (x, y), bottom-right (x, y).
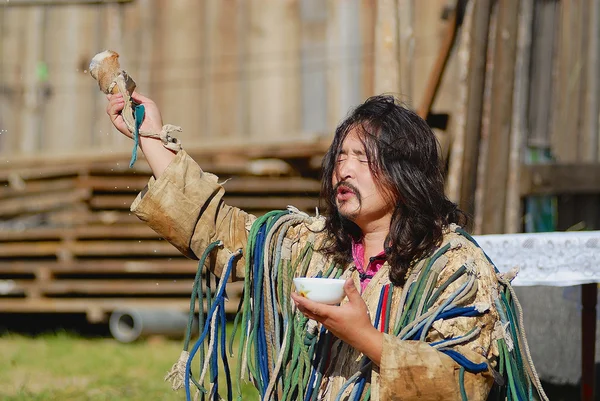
top-left (334, 181), bottom-right (362, 202)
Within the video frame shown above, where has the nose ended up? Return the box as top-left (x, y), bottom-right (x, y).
top-left (335, 157), bottom-right (355, 182)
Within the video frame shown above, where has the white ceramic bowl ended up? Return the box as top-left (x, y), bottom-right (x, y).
top-left (293, 277), bottom-right (346, 305)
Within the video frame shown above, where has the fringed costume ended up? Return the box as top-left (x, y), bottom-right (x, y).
top-left (132, 150), bottom-right (547, 401)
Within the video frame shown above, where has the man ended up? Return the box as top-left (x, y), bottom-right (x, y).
top-left (106, 92), bottom-right (546, 400)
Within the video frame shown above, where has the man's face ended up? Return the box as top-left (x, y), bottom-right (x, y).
top-left (332, 129), bottom-right (395, 228)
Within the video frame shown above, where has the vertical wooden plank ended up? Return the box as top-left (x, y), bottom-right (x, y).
top-left (479, 0), bottom-right (519, 234)
top-left (72, 5), bottom-right (99, 153)
top-left (19, 7), bottom-right (45, 154)
top-left (411, 0), bottom-right (448, 110)
top-left (360, 0), bottom-right (376, 99)
top-left (339, 0), bottom-right (363, 118)
top-left (445, 1), bottom-right (474, 203)
top-left (237, 0), bottom-right (250, 139)
top-left (326, 0), bottom-right (340, 129)
top-left (43, 5), bottom-right (98, 155)
top-left (432, 6), bottom-right (465, 121)
top-left (521, 1), bottom-right (559, 235)
top-left (548, 1), bottom-right (566, 160)
top-left (204, 0), bottom-right (242, 139)
top-left (415, 2), bottom-right (460, 119)
top-left (575, 3), bottom-right (599, 396)
top-left (129, 0), bottom-right (155, 93)
top-left (327, 0), bottom-right (362, 127)
top-left (582, 0), bottom-right (599, 162)
top-left (301, 0), bottom-right (328, 134)
top-left (528, 0), bottom-right (558, 149)
top-left (0, 4), bottom-right (5, 153)
top-left (86, 3), bottom-right (112, 151)
top-left (551, 1), bottom-right (584, 162)
top-left (574, 1), bottom-right (588, 163)
top-left (473, 1), bottom-right (498, 235)
top-left (146, 0), bottom-right (165, 100)
top-left (373, 0), bottom-right (400, 95)
top-left (396, 0), bottom-right (414, 103)
top-left (458, 0), bottom-right (492, 220)
top-left (505, 0), bottom-right (534, 234)
top-left (0, 6), bottom-right (27, 156)
top-left (200, 0), bottom-right (212, 140)
top-left (76, 5), bottom-right (102, 153)
top-left (247, 0), bottom-right (301, 141)
top-left (151, 0), bottom-right (205, 146)
top-left (120, 0), bottom-right (146, 88)
top-left (88, 4), bottom-right (110, 152)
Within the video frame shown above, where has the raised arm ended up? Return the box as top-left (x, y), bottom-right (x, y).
top-left (105, 92), bottom-right (254, 279)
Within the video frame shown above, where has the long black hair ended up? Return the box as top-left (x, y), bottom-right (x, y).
top-left (320, 95), bottom-right (467, 286)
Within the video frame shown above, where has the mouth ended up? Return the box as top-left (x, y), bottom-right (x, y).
top-left (335, 184), bottom-right (357, 202)
top-left (337, 186), bottom-right (353, 196)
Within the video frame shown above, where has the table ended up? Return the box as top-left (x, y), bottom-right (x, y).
top-left (474, 231), bottom-right (600, 401)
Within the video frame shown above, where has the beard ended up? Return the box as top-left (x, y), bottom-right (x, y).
top-left (334, 181), bottom-right (362, 220)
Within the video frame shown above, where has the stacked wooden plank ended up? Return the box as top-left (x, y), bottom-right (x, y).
top-left (0, 144), bottom-right (325, 322)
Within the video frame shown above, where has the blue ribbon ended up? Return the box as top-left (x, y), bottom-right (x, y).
top-left (129, 104), bottom-right (145, 168)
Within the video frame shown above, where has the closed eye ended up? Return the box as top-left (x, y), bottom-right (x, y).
top-left (353, 150), bottom-right (369, 163)
top-left (336, 155), bottom-right (368, 164)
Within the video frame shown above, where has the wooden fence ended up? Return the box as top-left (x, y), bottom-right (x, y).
top-left (442, 0), bottom-right (600, 234)
top-left (0, 0), bottom-right (459, 158)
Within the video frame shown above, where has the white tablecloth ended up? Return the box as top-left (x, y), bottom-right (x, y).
top-left (473, 231), bottom-right (600, 286)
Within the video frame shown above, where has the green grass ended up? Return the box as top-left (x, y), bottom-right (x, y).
top-left (0, 330), bottom-right (259, 401)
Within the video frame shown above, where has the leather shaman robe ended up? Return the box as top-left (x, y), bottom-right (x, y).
top-left (131, 150), bottom-right (541, 401)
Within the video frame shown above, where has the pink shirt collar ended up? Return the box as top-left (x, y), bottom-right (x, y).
top-left (351, 240), bottom-right (386, 292)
